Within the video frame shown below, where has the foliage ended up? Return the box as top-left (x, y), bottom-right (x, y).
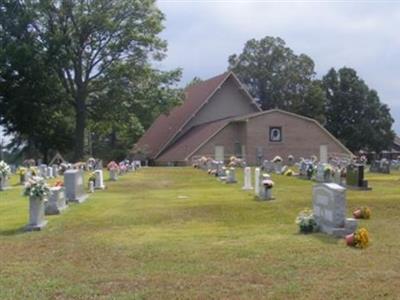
top-left (0, 160), bottom-right (11, 177)
top-left (23, 176), bottom-right (50, 199)
top-left (0, 0), bottom-right (181, 161)
top-left (284, 169), bottom-right (294, 176)
top-left (295, 209), bottom-right (318, 233)
top-left (228, 36), bottom-right (326, 122)
top-left (353, 207), bottom-right (371, 219)
top-left (322, 67), bottom-right (395, 153)
top-left (354, 228), bottom-right (370, 249)
top-left (0, 0), bottom-right (74, 161)
top-left (16, 167), bottom-right (27, 176)
top-left (262, 176), bottom-right (274, 189)
top-left (88, 172), bottom-right (96, 183)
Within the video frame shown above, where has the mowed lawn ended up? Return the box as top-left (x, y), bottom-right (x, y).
top-left (0, 167), bottom-right (400, 299)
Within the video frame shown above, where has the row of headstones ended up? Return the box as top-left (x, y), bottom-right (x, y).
top-left (108, 160), bottom-right (142, 181)
top-left (27, 162), bottom-right (142, 231)
top-left (199, 161), bottom-right (275, 201)
top-left (27, 169), bottom-right (88, 231)
top-left (298, 160), bottom-right (371, 191)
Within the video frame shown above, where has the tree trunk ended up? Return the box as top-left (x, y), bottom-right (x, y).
top-left (73, 96), bottom-right (86, 162)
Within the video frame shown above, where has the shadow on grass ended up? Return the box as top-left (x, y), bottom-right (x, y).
top-left (292, 231), bottom-right (339, 245)
top-left (0, 226), bottom-right (27, 236)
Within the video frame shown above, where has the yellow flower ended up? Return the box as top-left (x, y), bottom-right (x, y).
top-left (354, 228), bottom-right (370, 249)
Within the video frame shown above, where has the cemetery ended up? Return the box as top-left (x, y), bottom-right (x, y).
top-left (1, 153), bottom-right (400, 299)
top-left (0, 1), bottom-right (399, 299)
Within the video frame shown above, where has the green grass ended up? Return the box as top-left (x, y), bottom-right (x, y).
top-left (0, 167), bottom-right (400, 299)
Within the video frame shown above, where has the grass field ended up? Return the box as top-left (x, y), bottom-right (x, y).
top-left (0, 167), bottom-right (399, 299)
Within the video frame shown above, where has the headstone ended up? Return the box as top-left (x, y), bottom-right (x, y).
top-left (315, 163), bottom-right (332, 183)
top-left (0, 175), bottom-right (8, 191)
top-left (46, 167), bottom-right (53, 179)
top-left (333, 167), bottom-right (343, 186)
top-left (262, 160), bottom-right (274, 173)
top-left (94, 170), bottom-right (105, 189)
top-left (242, 167), bottom-right (253, 190)
top-left (25, 197), bottom-right (48, 231)
top-left (110, 169), bottom-right (118, 181)
top-left (95, 160), bottom-right (103, 170)
top-left (320, 145), bottom-right (328, 163)
top-left (64, 169), bottom-right (88, 203)
top-left (225, 167), bottom-right (237, 184)
top-left (52, 165), bottom-right (59, 177)
top-left (254, 168), bottom-right (261, 196)
top-left (258, 173), bottom-right (274, 200)
top-left (346, 164), bottom-right (371, 190)
top-left (370, 159), bottom-right (390, 174)
top-left (39, 164), bottom-right (48, 178)
top-left (45, 187), bottom-right (67, 215)
top-left (312, 183), bottom-right (357, 237)
top-left (274, 161), bottom-right (283, 174)
top-left (89, 181), bottom-right (94, 193)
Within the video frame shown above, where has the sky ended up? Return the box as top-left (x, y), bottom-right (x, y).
top-left (1, 0), bottom-right (399, 144)
top-left (156, 0), bottom-right (400, 132)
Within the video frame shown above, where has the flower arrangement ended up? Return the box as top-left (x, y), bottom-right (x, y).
top-left (17, 167), bottom-right (27, 176)
top-left (0, 160), bottom-right (11, 178)
top-left (345, 227), bottom-right (370, 249)
top-left (262, 175), bottom-right (274, 189)
top-left (340, 167), bottom-right (347, 178)
top-left (272, 156), bottom-right (283, 163)
top-left (324, 164), bottom-right (333, 177)
top-left (306, 164), bottom-right (315, 179)
top-left (284, 169), bottom-right (294, 176)
top-left (353, 207), bottom-right (371, 219)
top-left (23, 177), bottom-right (50, 199)
top-left (88, 172), bottom-right (96, 183)
top-left (295, 209), bottom-right (318, 233)
top-left (54, 180), bottom-right (64, 187)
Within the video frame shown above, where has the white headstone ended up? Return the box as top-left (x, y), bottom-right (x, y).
top-left (46, 167), bottom-right (53, 179)
top-left (39, 164), bottom-right (48, 178)
top-left (320, 145), bottom-right (328, 164)
top-left (254, 168), bottom-right (260, 196)
top-left (94, 170), bottom-right (105, 189)
top-left (52, 165), bottom-right (59, 177)
top-left (242, 167), bottom-right (253, 190)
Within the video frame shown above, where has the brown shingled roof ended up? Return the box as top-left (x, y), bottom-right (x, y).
top-left (156, 118), bottom-right (232, 162)
top-left (136, 72), bottom-right (230, 159)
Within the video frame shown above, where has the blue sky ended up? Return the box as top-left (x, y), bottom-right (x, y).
top-left (156, 0), bottom-right (400, 133)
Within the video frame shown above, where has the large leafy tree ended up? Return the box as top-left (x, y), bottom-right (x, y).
top-left (322, 67), bottom-right (394, 152)
top-left (228, 36), bottom-right (326, 122)
top-left (25, 0), bottom-right (175, 160)
top-left (0, 0), bottom-right (74, 161)
top-left (0, 0), bottom-right (180, 161)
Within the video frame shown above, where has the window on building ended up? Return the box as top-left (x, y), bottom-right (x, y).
top-left (269, 127), bottom-right (282, 142)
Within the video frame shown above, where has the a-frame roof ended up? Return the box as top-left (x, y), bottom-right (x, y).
top-left (136, 71), bottom-right (259, 159)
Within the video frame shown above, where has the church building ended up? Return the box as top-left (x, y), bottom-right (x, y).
top-left (136, 72), bottom-right (352, 165)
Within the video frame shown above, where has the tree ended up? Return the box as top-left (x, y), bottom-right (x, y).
top-left (0, 0), bottom-right (74, 161)
top-left (228, 36), bottom-right (325, 121)
top-left (322, 67), bottom-right (395, 152)
top-left (23, 0), bottom-right (174, 161)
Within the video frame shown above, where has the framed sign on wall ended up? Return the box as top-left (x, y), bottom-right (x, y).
top-left (269, 127), bottom-right (282, 142)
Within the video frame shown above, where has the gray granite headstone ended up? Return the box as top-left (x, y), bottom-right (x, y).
top-left (64, 169), bottom-right (88, 203)
top-left (313, 183), bottom-right (357, 237)
top-left (45, 187), bottom-right (67, 215)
